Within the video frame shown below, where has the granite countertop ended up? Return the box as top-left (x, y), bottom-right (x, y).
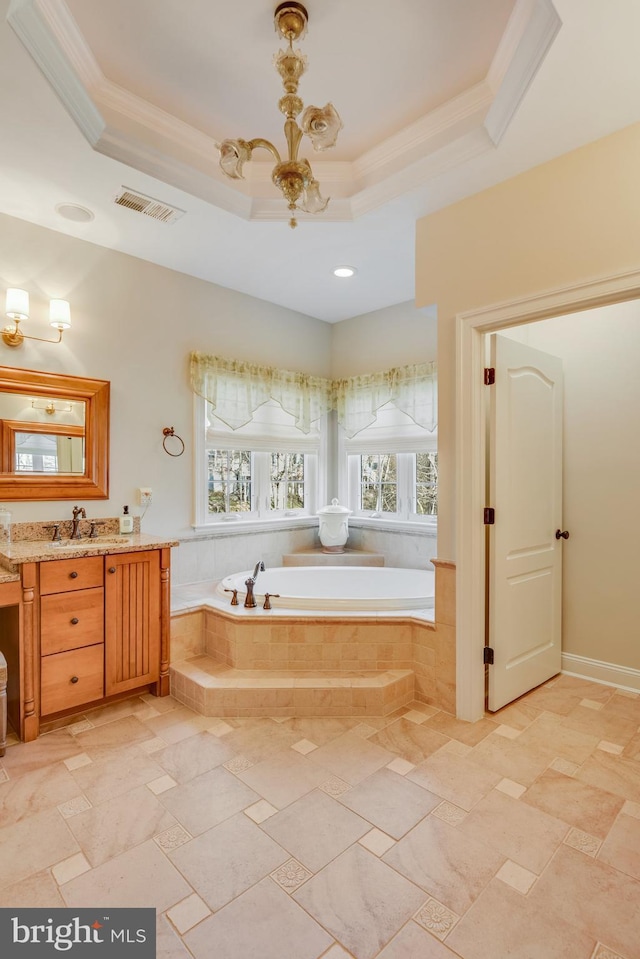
top-left (0, 533), bottom-right (179, 573)
top-left (0, 568), bottom-right (20, 584)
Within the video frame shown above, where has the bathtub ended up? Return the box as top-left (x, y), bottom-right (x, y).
top-left (217, 565), bottom-right (435, 612)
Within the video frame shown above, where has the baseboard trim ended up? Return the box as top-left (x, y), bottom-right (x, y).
top-left (561, 652), bottom-right (640, 693)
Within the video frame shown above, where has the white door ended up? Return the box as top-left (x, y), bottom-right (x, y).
top-left (487, 334), bottom-right (565, 711)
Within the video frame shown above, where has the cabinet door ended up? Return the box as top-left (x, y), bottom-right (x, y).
top-left (105, 550), bottom-right (160, 696)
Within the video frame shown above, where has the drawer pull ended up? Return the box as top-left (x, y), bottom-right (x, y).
top-left (108, 566), bottom-right (116, 574)
top-left (70, 676), bottom-right (79, 684)
top-left (70, 571), bottom-right (78, 579)
top-left (70, 617), bottom-right (79, 625)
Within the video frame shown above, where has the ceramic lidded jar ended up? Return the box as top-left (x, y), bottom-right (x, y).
top-left (317, 498), bottom-right (352, 553)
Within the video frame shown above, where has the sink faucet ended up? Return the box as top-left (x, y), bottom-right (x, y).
top-left (244, 561), bottom-right (265, 608)
top-left (70, 506), bottom-right (86, 539)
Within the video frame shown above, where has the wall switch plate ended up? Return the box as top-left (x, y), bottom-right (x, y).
top-left (138, 487), bottom-right (153, 506)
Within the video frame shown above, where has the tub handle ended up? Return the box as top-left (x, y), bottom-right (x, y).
top-left (263, 592), bottom-right (280, 610)
top-left (224, 588), bottom-right (239, 606)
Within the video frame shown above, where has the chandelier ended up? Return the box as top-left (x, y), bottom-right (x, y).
top-left (217, 2), bottom-right (342, 229)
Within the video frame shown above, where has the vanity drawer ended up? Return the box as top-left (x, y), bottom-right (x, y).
top-left (40, 587), bottom-right (104, 656)
top-left (40, 643), bottom-right (104, 715)
top-left (40, 556), bottom-right (104, 595)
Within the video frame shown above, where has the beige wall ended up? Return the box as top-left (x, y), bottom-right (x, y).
top-left (500, 302), bottom-right (640, 670)
top-left (416, 121), bottom-right (640, 559)
top-left (0, 213), bottom-right (332, 535)
top-left (331, 301), bottom-right (437, 377)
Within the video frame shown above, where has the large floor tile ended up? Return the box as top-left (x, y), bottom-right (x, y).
top-left (60, 840), bottom-right (191, 910)
top-left (526, 845), bottom-right (640, 959)
top-left (73, 715), bottom-right (156, 756)
top-left (261, 789), bottom-right (370, 872)
top-left (446, 875), bottom-right (597, 958)
top-left (155, 731), bottom-right (235, 783)
top-left (407, 749), bottom-right (502, 811)
top-left (523, 768), bottom-right (625, 838)
top-left (367, 718), bottom-right (450, 764)
top-left (293, 844), bottom-right (426, 959)
top-left (236, 748), bottom-right (331, 808)
top-left (0, 870), bottom-right (65, 907)
top-left (0, 761), bottom-right (81, 827)
top-left (383, 814), bottom-right (504, 915)
top-left (66, 785), bottom-right (177, 866)
top-left (219, 719), bottom-right (302, 763)
top-left (376, 922), bottom-right (460, 958)
top-left (0, 730), bottom-right (82, 779)
top-left (307, 732), bottom-right (395, 785)
top-left (157, 914), bottom-right (193, 959)
top-left (0, 808), bottom-right (79, 888)
top-left (576, 750), bottom-right (640, 803)
top-left (282, 717), bottom-right (361, 745)
top-left (337, 767), bottom-right (440, 839)
top-left (597, 811), bottom-right (640, 880)
top-left (466, 731), bottom-right (555, 786)
top-left (159, 766), bottom-right (260, 835)
top-left (459, 788), bottom-right (568, 872)
top-left (69, 746), bottom-right (165, 805)
top-left (184, 877), bottom-right (333, 959)
top-left (424, 711), bottom-right (497, 746)
top-left (169, 813), bottom-right (289, 911)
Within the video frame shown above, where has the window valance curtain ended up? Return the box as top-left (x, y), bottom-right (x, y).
top-left (190, 352), bottom-right (333, 434)
top-left (190, 353), bottom-right (437, 438)
top-left (333, 361), bottom-right (437, 438)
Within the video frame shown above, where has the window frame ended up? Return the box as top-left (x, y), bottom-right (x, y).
top-left (193, 395), bottom-right (325, 532)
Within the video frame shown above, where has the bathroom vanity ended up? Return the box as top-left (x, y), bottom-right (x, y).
top-left (0, 534), bottom-right (178, 742)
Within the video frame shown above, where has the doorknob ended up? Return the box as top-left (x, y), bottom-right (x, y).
top-left (555, 529), bottom-right (569, 540)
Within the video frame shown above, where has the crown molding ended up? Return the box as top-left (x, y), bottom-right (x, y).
top-left (7, 0), bottom-right (104, 144)
top-left (9, 0), bottom-right (561, 223)
top-left (485, 0), bottom-right (562, 144)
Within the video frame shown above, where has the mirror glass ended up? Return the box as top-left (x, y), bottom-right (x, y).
top-left (0, 390), bottom-right (86, 475)
top-left (0, 367), bottom-right (109, 500)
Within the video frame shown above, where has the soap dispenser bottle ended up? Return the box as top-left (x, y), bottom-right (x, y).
top-left (119, 505), bottom-right (134, 534)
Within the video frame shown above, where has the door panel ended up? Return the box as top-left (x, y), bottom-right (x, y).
top-left (487, 334), bottom-right (564, 710)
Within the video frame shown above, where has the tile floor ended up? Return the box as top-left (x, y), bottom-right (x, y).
top-left (1, 673), bottom-right (639, 959)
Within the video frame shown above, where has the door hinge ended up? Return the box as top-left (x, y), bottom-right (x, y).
top-left (483, 646), bottom-right (495, 665)
top-left (484, 367), bottom-right (495, 385)
top-left (484, 507), bottom-right (495, 525)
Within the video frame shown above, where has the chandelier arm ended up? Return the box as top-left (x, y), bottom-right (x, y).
top-left (247, 139), bottom-right (282, 164)
top-left (284, 118), bottom-right (303, 163)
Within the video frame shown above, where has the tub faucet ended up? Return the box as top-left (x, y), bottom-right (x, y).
top-left (70, 505), bottom-right (86, 539)
top-left (244, 561), bottom-right (265, 608)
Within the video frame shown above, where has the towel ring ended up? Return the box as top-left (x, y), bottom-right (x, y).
top-left (162, 427), bottom-right (185, 457)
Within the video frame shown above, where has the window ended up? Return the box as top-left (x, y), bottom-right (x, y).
top-left (207, 449), bottom-right (252, 514)
top-left (195, 397), bottom-right (324, 528)
top-left (340, 403), bottom-right (437, 526)
top-left (270, 452), bottom-right (305, 510)
top-left (360, 453), bottom-right (397, 513)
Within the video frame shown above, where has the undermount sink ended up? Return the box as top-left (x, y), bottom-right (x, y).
top-left (52, 537), bottom-right (133, 550)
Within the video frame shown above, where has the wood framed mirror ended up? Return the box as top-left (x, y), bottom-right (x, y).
top-left (0, 366), bottom-right (109, 500)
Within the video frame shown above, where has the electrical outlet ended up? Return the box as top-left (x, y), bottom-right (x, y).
top-left (138, 487), bottom-right (152, 506)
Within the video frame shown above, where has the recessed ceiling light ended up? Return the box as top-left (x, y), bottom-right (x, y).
top-left (55, 203), bottom-right (95, 223)
top-left (333, 266), bottom-right (357, 278)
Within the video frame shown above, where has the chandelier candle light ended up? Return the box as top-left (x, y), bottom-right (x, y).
top-left (218, 2), bottom-right (342, 228)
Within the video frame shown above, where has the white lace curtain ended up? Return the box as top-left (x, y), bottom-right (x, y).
top-left (190, 353), bottom-right (332, 434)
top-left (333, 361), bottom-right (438, 438)
top-left (190, 352), bottom-right (437, 438)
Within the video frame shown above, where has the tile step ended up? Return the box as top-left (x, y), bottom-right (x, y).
top-left (170, 655), bottom-right (413, 718)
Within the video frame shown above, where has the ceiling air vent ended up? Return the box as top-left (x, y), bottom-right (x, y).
top-left (113, 188), bottom-right (185, 224)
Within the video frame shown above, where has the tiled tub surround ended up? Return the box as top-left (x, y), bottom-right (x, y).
top-left (0, 676), bottom-right (639, 959)
top-left (169, 560), bottom-right (456, 718)
top-left (171, 523), bottom-right (437, 586)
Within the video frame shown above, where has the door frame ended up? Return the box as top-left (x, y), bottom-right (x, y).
top-left (455, 267), bottom-right (640, 722)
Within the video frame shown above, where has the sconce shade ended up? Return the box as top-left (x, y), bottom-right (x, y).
top-left (6, 288), bottom-right (29, 320)
top-left (49, 299), bottom-right (71, 330)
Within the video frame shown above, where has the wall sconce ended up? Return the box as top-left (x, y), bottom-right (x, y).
top-left (31, 399), bottom-right (73, 415)
top-left (2, 288), bottom-right (71, 347)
